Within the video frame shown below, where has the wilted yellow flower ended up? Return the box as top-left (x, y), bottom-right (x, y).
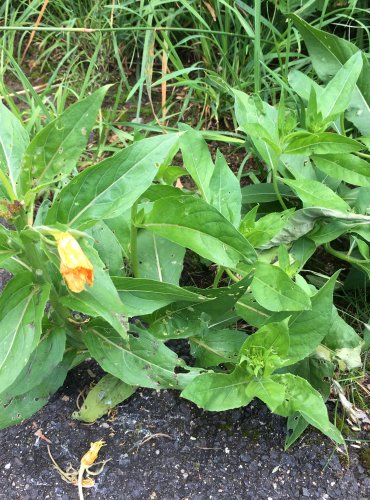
top-left (55, 232), bottom-right (94, 293)
top-left (80, 440), bottom-right (106, 467)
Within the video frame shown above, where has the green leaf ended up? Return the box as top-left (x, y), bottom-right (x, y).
top-left (271, 373), bottom-right (344, 444)
top-left (292, 356), bottom-right (334, 399)
top-left (209, 150), bottom-right (242, 227)
top-left (291, 237), bottom-right (317, 269)
top-left (190, 328), bottom-right (247, 368)
top-left (181, 366), bottom-right (253, 411)
top-left (283, 178), bottom-right (350, 212)
top-left (0, 327), bottom-right (66, 398)
top-left (290, 14), bottom-right (370, 135)
top-left (60, 242), bottom-right (128, 338)
top-left (0, 274), bottom-right (50, 393)
top-left (72, 374), bottom-right (136, 423)
top-left (137, 195), bottom-right (257, 269)
top-left (241, 183), bottom-right (293, 204)
top-left (324, 307), bottom-right (362, 351)
top-left (313, 154), bottom-right (370, 188)
top-left (285, 414), bottom-right (309, 449)
top-left (288, 70), bottom-right (323, 102)
top-left (0, 351), bottom-right (71, 429)
top-left (84, 323), bottom-right (201, 390)
top-left (245, 378), bottom-right (286, 412)
top-left (148, 312), bottom-right (210, 340)
top-left (322, 307), bottom-right (363, 370)
top-left (137, 230), bottom-right (185, 285)
top-left (284, 132), bottom-right (363, 156)
top-left (0, 226), bottom-right (19, 265)
top-left (89, 221), bottom-right (124, 276)
top-left (0, 101), bottom-right (29, 197)
top-left (104, 210), bottom-right (131, 259)
top-left (46, 133), bottom-right (180, 229)
top-left (319, 52), bottom-right (363, 120)
top-left (146, 276), bottom-right (252, 337)
top-left (284, 272), bottom-right (339, 364)
top-left (179, 127), bottom-right (214, 202)
top-left (19, 86), bottom-right (109, 194)
top-left (233, 90), bottom-right (279, 169)
top-left (251, 262), bottom-right (311, 312)
top-left (244, 209), bottom-right (295, 247)
top-left (236, 292), bottom-right (272, 328)
top-left (113, 277), bottom-right (210, 316)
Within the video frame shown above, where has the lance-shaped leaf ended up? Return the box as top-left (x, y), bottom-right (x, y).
top-left (313, 154), bottom-right (370, 188)
top-left (0, 225), bottom-right (20, 265)
top-left (0, 351), bottom-right (72, 429)
top-left (0, 101), bottom-right (29, 197)
top-left (146, 275), bottom-right (252, 337)
top-left (189, 328), bottom-right (247, 368)
top-left (181, 366), bottom-right (253, 411)
top-left (290, 14), bottom-right (370, 135)
top-left (72, 374), bottom-right (136, 423)
top-left (19, 86), bottom-right (109, 194)
top-left (113, 277), bottom-right (210, 316)
top-left (283, 178), bottom-right (351, 212)
top-left (284, 132), bottom-right (363, 156)
top-left (251, 262), bottom-right (311, 312)
top-left (84, 323), bottom-right (202, 390)
top-left (209, 150), bottom-right (242, 227)
top-left (284, 272), bottom-right (339, 364)
top-left (137, 195), bottom-right (257, 269)
top-left (318, 51), bottom-right (363, 120)
top-left (180, 127), bottom-right (214, 202)
top-left (46, 133), bottom-right (180, 229)
top-left (0, 327), bottom-right (66, 398)
top-left (271, 373), bottom-right (344, 444)
top-left (245, 378), bottom-right (286, 413)
top-left (89, 221), bottom-right (124, 276)
top-left (0, 273), bottom-right (50, 394)
top-left (233, 90), bottom-right (280, 169)
top-left (137, 230), bottom-right (185, 285)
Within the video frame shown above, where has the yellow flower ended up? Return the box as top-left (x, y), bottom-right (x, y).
top-left (55, 232), bottom-right (94, 293)
top-left (80, 440), bottom-right (106, 467)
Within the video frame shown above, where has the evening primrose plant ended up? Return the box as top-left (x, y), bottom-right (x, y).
top-left (0, 80), bottom-right (366, 450)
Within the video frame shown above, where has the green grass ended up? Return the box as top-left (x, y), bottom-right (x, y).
top-left (1, 0), bottom-right (368, 132)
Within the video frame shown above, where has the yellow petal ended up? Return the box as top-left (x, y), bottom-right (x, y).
top-left (55, 232), bottom-right (94, 293)
top-left (80, 440), bottom-right (106, 467)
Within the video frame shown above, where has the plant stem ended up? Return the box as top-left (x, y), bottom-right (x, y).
top-left (225, 268), bottom-right (240, 282)
top-left (272, 168), bottom-right (288, 210)
top-left (130, 203), bottom-right (139, 278)
top-left (212, 266), bottom-right (225, 288)
top-left (254, 0), bottom-right (262, 95)
top-left (324, 242), bottom-right (370, 265)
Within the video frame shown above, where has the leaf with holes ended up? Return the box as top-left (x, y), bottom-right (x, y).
top-left (46, 133), bottom-right (180, 229)
top-left (0, 101), bottom-right (29, 198)
top-left (19, 86), bottom-right (109, 195)
top-left (0, 274), bottom-right (50, 394)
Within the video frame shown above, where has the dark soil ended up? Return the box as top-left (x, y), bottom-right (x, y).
top-left (0, 362), bottom-right (369, 500)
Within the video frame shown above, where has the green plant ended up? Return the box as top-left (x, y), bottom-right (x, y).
top-left (2, 0), bottom-right (368, 129)
top-left (0, 79), bottom-right (366, 450)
